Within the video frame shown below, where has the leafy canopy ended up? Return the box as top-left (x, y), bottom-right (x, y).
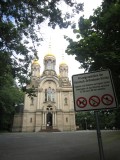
top-left (0, 0), bottom-right (83, 86)
top-left (0, 0), bottom-right (83, 130)
top-left (65, 0), bottom-right (120, 102)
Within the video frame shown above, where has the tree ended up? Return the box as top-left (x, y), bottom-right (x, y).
top-left (0, 86), bottom-right (24, 131)
top-left (76, 110), bottom-right (117, 130)
top-left (65, 0), bottom-right (120, 129)
top-left (66, 0), bottom-right (120, 101)
top-left (0, 0), bottom-right (82, 83)
top-left (0, 0), bottom-right (83, 85)
top-left (99, 110), bottom-right (116, 129)
top-left (0, 0), bottom-right (84, 91)
top-left (0, 73), bottom-right (24, 131)
top-left (0, 0), bottom-right (83, 86)
top-left (76, 111), bottom-right (95, 130)
top-left (0, 0), bottom-right (83, 131)
top-left (0, 52), bottom-right (24, 131)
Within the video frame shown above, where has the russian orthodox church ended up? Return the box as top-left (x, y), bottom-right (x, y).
top-left (12, 51), bottom-right (76, 132)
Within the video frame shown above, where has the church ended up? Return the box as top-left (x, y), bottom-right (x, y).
top-left (12, 51), bottom-right (76, 132)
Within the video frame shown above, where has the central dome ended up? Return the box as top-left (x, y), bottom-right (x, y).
top-left (44, 51), bottom-right (56, 61)
top-left (44, 53), bottom-right (55, 59)
top-left (44, 51), bottom-right (56, 71)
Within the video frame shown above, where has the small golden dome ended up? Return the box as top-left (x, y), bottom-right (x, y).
top-left (57, 74), bottom-right (60, 77)
top-left (59, 61), bottom-right (68, 66)
top-left (32, 59), bottom-right (40, 65)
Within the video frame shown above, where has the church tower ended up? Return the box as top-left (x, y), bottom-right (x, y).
top-left (59, 62), bottom-right (68, 77)
top-left (31, 59), bottom-right (40, 87)
top-left (42, 53), bottom-right (57, 77)
top-left (59, 61), bottom-right (71, 87)
top-left (44, 54), bottom-right (56, 71)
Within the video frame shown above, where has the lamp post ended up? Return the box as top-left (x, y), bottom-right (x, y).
top-left (84, 117), bottom-right (87, 130)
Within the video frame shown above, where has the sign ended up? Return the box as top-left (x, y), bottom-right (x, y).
top-left (101, 94), bottom-right (113, 105)
top-left (89, 96), bottom-right (100, 107)
top-left (72, 70), bottom-right (117, 111)
top-left (76, 97), bottom-right (87, 108)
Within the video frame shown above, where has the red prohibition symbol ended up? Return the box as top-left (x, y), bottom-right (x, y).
top-left (89, 96), bottom-right (100, 107)
top-left (76, 97), bottom-right (87, 108)
top-left (101, 94), bottom-right (114, 105)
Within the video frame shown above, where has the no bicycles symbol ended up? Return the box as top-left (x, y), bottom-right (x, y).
top-left (76, 97), bottom-right (87, 108)
top-left (89, 96), bottom-right (100, 107)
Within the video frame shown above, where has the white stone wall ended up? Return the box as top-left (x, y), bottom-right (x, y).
top-left (12, 114), bottom-right (22, 132)
top-left (22, 112), bottom-right (36, 132)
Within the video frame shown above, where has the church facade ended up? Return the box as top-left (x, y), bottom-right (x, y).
top-left (12, 53), bottom-right (76, 132)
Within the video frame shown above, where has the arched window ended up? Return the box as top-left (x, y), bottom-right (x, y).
top-left (47, 87), bottom-right (52, 101)
top-left (64, 97), bottom-right (68, 105)
top-left (30, 118), bottom-right (32, 123)
top-left (45, 60), bottom-right (55, 70)
top-left (31, 97), bottom-right (34, 105)
top-left (52, 89), bottom-right (55, 102)
top-left (45, 89), bottom-right (47, 102)
top-left (46, 60), bottom-right (54, 70)
top-left (44, 88), bottom-right (56, 102)
top-left (66, 117), bottom-right (68, 123)
top-left (47, 60), bottom-right (51, 69)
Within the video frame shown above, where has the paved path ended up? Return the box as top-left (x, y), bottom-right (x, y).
top-left (0, 130), bottom-right (120, 160)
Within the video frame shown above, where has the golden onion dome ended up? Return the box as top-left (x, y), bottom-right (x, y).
top-left (59, 61), bottom-right (68, 66)
top-left (32, 59), bottom-right (40, 65)
top-left (44, 53), bottom-right (55, 59)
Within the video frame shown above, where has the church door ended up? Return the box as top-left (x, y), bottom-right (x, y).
top-left (47, 112), bottom-right (52, 127)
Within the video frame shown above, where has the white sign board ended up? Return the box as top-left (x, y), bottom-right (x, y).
top-left (72, 70), bottom-right (117, 111)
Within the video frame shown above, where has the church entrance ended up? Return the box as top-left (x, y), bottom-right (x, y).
top-left (46, 112), bottom-right (52, 127)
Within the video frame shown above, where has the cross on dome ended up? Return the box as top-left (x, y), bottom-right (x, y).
top-left (44, 39), bottom-right (56, 59)
top-left (59, 52), bottom-right (68, 66)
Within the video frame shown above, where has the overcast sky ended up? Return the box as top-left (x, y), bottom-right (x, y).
top-left (37, 0), bottom-right (103, 81)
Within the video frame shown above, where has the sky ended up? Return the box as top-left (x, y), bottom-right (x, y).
top-left (36, 0), bottom-right (103, 81)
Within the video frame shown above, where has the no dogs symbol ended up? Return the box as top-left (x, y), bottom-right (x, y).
top-left (76, 97), bottom-right (87, 108)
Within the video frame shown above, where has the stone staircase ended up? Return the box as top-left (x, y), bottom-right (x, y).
top-left (41, 126), bottom-right (60, 132)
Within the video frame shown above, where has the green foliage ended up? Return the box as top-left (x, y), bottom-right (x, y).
top-left (66, 1), bottom-right (120, 97)
top-left (0, 0), bottom-right (83, 86)
top-left (0, 53), bottom-right (24, 131)
top-left (76, 110), bottom-right (117, 130)
top-left (66, 0), bottom-right (120, 129)
top-left (0, 0), bottom-right (83, 131)
top-left (114, 107), bottom-right (120, 129)
top-left (99, 110), bottom-right (116, 129)
top-left (76, 111), bottom-right (95, 130)
top-left (0, 72), bottom-right (24, 131)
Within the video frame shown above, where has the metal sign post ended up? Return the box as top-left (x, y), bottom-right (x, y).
top-left (95, 111), bottom-right (104, 160)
